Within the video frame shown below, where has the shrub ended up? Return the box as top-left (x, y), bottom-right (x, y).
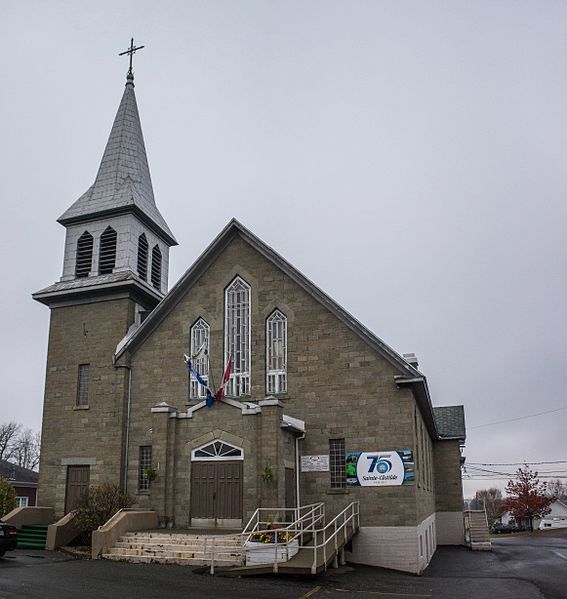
top-left (0, 475), bottom-right (16, 518)
top-left (74, 483), bottom-right (133, 540)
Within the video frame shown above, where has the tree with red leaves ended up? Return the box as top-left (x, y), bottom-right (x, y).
top-left (503, 465), bottom-right (553, 531)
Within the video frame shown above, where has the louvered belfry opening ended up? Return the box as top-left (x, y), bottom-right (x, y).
top-left (151, 245), bottom-right (162, 290)
top-left (75, 231), bottom-right (94, 278)
top-left (99, 226), bottom-right (117, 274)
top-left (137, 234), bottom-right (148, 280)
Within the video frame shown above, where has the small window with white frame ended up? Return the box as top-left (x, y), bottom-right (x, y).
top-left (224, 276), bottom-right (251, 396)
top-left (16, 496), bottom-right (29, 508)
top-left (266, 309), bottom-right (287, 394)
top-left (189, 318), bottom-right (210, 399)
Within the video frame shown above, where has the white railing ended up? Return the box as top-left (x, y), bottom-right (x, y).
top-left (205, 501), bottom-right (359, 575)
top-left (242, 502), bottom-right (325, 545)
top-left (305, 501), bottom-right (360, 574)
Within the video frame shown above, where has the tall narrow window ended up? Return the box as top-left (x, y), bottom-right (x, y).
top-left (189, 318), bottom-right (210, 399)
top-left (329, 438), bottom-right (346, 489)
top-left (98, 226), bottom-right (117, 274)
top-left (225, 276), bottom-right (251, 396)
top-left (151, 245), bottom-right (162, 290)
top-left (137, 233), bottom-right (148, 280)
top-left (77, 364), bottom-right (90, 407)
top-left (138, 446), bottom-right (152, 491)
top-left (75, 231), bottom-right (93, 278)
top-left (266, 309), bottom-right (287, 394)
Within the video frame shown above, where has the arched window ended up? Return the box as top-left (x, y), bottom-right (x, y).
top-left (98, 226), bottom-right (117, 274)
top-left (75, 231), bottom-right (93, 278)
top-left (137, 234), bottom-right (148, 280)
top-left (151, 245), bottom-right (162, 290)
top-left (191, 440), bottom-right (243, 461)
top-left (266, 309), bottom-right (287, 394)
top-left (224, 276), bottom-right (251, 396)
top-left (189, 318), bottom-right (210, 399)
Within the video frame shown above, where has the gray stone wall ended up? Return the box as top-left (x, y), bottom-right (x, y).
top-left (125, 236), bottom-right (438, 528)
top-left (434, 440), bottom-right (464, 512)
top-left (38, 298), bottom-right (134, 517)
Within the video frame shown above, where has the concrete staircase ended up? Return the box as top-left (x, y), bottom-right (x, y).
top-left (465, 510), bottom-right (492, 551)
top-left (102, 531), bottom-right (244, 567)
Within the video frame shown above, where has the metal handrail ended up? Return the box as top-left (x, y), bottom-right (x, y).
top-left (304, 501), bottom-right (360, 574)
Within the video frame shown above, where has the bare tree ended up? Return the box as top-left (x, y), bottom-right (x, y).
top-left (10, 429), bottom-right (41, 471)
top-left (547, 479), bottom-right (567, 501)
top-left (470, 487), bottom-right (503, 525)
top-left (0, 422), bottom-right (21, 461)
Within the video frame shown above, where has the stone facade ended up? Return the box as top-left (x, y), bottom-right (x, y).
top-left (34, 72), bottom-right (466, 574)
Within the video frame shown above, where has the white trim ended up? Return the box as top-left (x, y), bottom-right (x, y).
top-left (191, 439), bottom-right (244, 461)
top-left (266, 309), bottom-right (287, 394)
top-left (224, 276), bottom-right (251, 397)
top-left (189, 318), bottom-right (210, 399)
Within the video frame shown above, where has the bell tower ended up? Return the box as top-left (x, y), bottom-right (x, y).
top-left (33, 53), bottom-right (176, 516)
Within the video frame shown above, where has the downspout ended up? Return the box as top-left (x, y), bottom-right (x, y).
top-left (114, 363), bottom-right (132, 495)
top-left (295, 432), bottom-right (305, 509)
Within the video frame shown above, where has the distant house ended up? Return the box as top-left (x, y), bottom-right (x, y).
top-left (499, 498), bottom-right (567, 531)
top-left (0, 460), bottom-right (38, 508)
top-left (538, 499), bottom-right (567, 530)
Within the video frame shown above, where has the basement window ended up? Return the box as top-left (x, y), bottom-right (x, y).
top-left (99, 226), bottom-right (117, 274)
top-left (75, 231), bottom-right (93, 278)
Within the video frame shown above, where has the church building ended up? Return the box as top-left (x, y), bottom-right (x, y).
top-left (33, 65), bottom-right (466, 574)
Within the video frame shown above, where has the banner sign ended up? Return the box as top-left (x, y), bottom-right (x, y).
top-left (346, 450), bottom-right (415, 487)
top-left (301, 455), bottom-right (330, 472)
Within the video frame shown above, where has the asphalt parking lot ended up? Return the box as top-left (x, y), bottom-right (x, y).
top-left (0, 532), bottom-right (565, 599)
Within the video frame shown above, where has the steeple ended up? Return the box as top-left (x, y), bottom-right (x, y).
top-left (58, 73), bottom-right (176, 246)
top-left (34, 65), bottom-right (176, 308)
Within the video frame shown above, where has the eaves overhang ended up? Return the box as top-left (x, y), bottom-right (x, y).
top-left (395, 375), bottom-right (440, 440)
top-left (32, 275), bottom-right (163, 309)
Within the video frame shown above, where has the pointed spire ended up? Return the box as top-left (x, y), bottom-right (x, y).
top-left (58, 76), bottom-right (177, 245)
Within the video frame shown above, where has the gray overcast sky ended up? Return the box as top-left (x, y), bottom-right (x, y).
top-left (1, 1), bottom-right (566, 496)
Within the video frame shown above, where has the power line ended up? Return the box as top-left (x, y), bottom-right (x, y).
top-left (468, 460), bottom-right (567, 466)
top-left (469, 405), bottom-right (567, 429)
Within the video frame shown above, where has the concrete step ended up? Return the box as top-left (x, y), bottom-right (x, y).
top-left (122, 532), bottom-right (242, 542)
top-left (115, 540), bottom-right (241, 550)
top-left (102, 553), bottom-right (243, 566)
top-left (107, 547), bottom-right (242, 558)
top-left (108, 545), bottom-right (242, 557)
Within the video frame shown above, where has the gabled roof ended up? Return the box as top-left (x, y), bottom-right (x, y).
top-left (58, 74), bottom-right (177, 246)
top-left (0, 459), bottom-right (38, 485)
top-left (116, 219), bottom-right (420, 375)
top-left (115, 219), bottom-right (444, 437)
top-left (433, 405), bottom-right (466, 440)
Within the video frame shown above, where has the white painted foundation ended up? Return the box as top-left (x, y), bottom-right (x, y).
top-left (346, 513), bottom-right (439, 574)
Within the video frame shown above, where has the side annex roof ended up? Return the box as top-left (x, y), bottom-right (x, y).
top-left (115, 218), bottom-right (441, 437)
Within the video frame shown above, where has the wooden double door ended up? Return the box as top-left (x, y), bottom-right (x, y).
top-left (191, 461), bottom-right (243, 527)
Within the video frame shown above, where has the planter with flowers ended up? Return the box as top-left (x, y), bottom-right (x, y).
top-left (244, 523), bottom-right (299, 565)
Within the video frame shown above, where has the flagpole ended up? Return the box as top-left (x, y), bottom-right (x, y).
top-left (207, 347), bottom-right (217, 397)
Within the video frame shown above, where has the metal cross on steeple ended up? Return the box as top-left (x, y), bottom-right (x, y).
top-left (119, 38), bottom-right (145, 77)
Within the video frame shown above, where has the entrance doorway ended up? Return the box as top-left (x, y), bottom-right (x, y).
top-left (190, 440), bottom-right (243, 528)
top-left (65, 465), bottom-right (90, 513)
